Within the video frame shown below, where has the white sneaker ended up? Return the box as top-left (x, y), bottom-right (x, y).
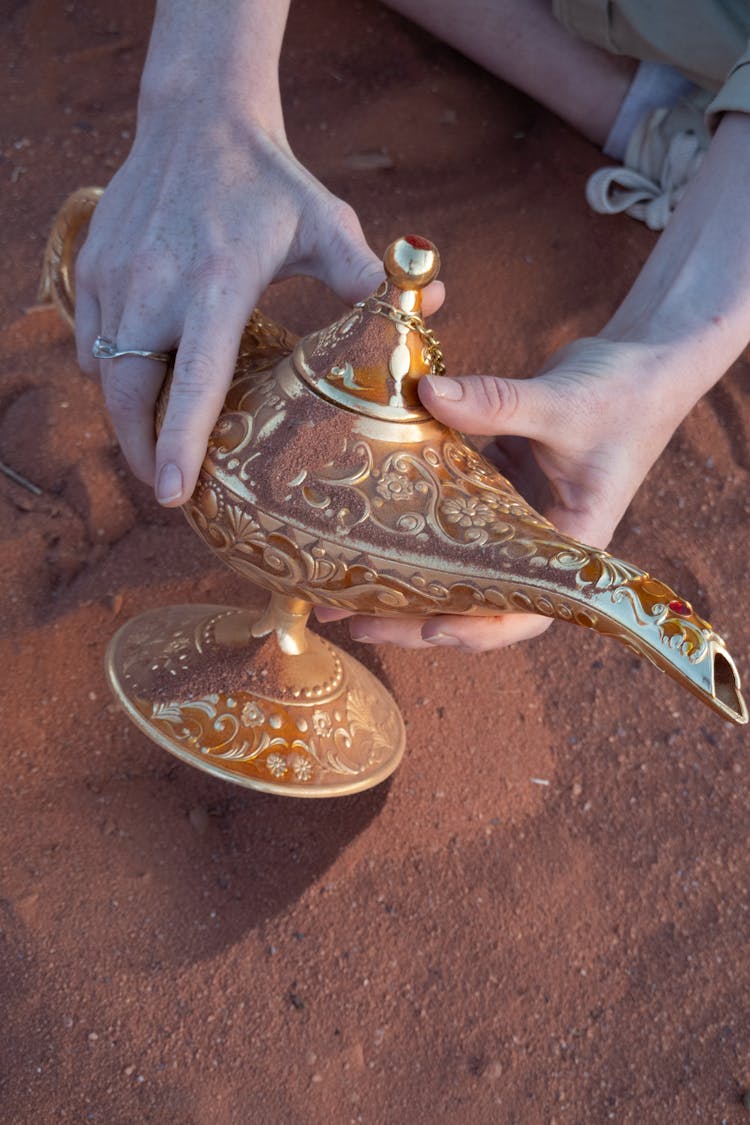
top-left (586, 90), bottom-right (711, 230)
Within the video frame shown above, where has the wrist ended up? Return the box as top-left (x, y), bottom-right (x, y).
top-left (597, 313), bottom-right (740, 424)
top-left (138, 0), bottom-right (289, 137)
top-left (560, 335), bottom-right (707, 434)
top-left (599, 112), bottom-right (750, 403)
top-left (137, 80), bottom-right (286, 146)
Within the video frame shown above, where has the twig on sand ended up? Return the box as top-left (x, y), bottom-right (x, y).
top-left (0, 461), bottom-right (43, 496)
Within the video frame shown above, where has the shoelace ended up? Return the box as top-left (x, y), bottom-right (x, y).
top-left (586, 125), bottom-right (706, 231)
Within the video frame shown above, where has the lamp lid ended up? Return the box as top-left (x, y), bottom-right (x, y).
top-left (292, 235), bottom-right (444, 422)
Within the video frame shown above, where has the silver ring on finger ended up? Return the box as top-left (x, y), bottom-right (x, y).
top-left (93, 335), bottom-right (172, 364)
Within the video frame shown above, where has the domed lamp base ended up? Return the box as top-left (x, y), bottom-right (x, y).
top-left (105, 600), bottom-right (405, 797)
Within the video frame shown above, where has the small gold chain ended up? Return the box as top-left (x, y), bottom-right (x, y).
top-left (355, 296), bottom-right (446, 376)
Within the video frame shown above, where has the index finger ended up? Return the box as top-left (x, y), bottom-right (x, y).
top-left (155, 283), bottom-right (253, 506)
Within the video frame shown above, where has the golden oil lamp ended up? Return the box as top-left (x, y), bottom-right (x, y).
top-left (40, 189), bottom-right (747, 797)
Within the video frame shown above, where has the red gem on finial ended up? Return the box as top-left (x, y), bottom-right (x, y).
top-left (405, 234), bottom-right (432, 251)
top-left (668, 599), bottom-right (692, 617)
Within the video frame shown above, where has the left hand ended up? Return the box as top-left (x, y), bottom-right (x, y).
top-left (317, 336), bottom-right (691, 651)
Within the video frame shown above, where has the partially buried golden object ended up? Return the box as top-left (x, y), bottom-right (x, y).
top-left (40, 188), bottom-right (747, 797)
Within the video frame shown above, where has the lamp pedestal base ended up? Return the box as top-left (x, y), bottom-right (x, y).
top-left (105, 604), bottom-right (405, 797)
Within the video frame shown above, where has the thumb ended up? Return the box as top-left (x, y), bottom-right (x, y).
top-left (418, 373), bottom-right (560, 440)
top-left (309, 202), bottom-right (386, 304)
top-left (310, 203), bottom-right (445, 313)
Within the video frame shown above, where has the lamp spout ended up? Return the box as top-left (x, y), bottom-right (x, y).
top-left (485, 551), bottom-right (748, 725)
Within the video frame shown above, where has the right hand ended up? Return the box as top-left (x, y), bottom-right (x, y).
top-left (74, 108), bottom-right (398, 506)
top-left (317, 335), bottom-right (690, 651)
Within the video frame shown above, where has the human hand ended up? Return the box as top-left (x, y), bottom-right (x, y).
top-left (318, 336), bottom-right (690, 651)
top-left (74, 102), bottom-right (406, 505)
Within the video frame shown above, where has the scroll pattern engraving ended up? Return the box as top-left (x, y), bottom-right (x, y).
top-left (121, 607), bottom-right (401, 785)
top-left (182, 362), bottom-right (720, 688)
top-left (146, 686), bottom-right (398, 784)
top-left (42, 187), bottom-right (744, 732)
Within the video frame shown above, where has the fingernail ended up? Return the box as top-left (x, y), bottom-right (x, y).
top-left (424, 631), bottom-right (463, 647)
top-left (425, 375), bottom-right (463, 400)
top-left (314, 607), bottom-right (350, 622)
top-left (350, 630), bottom-right (377, 643)
top-left (156, 462), bottom-right (184, 504)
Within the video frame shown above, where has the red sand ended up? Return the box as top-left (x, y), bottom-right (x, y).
top-left (3, 2), bottom-right (750, 1122)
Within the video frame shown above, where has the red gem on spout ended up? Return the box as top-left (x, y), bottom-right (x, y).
top-left (404, 234), bottom-right (433, 251)
top-left (668, 599), bottom-right (692, 617)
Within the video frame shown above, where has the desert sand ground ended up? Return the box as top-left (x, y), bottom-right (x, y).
top-left (2, 2), bottom-right (750, 1122)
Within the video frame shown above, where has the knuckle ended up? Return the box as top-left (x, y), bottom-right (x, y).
top-left (176, 349), bottom-right (215, 390)
top-left (292, 189), bottom-right (368, 274)
top-left (314, 198), bottom-right (379, 294)
top-left (189, 251), bottom-right (240, 290)
top-left (349, 252), bottom-right (382, 293)
top-left (302, 193), bottom-right (360, 252)
top-left (103, 377), bottom-right (146, 420)
top-left (476, 376), bottom-right (521, 424)
top-left (329, 202), bottom-right (369, 256)
top-left (328, 197), bottom-right (359, 235)
top-left (129, 246), bottom-right (177, 289)
top-left (166, 355), bottom-right (220, 418)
